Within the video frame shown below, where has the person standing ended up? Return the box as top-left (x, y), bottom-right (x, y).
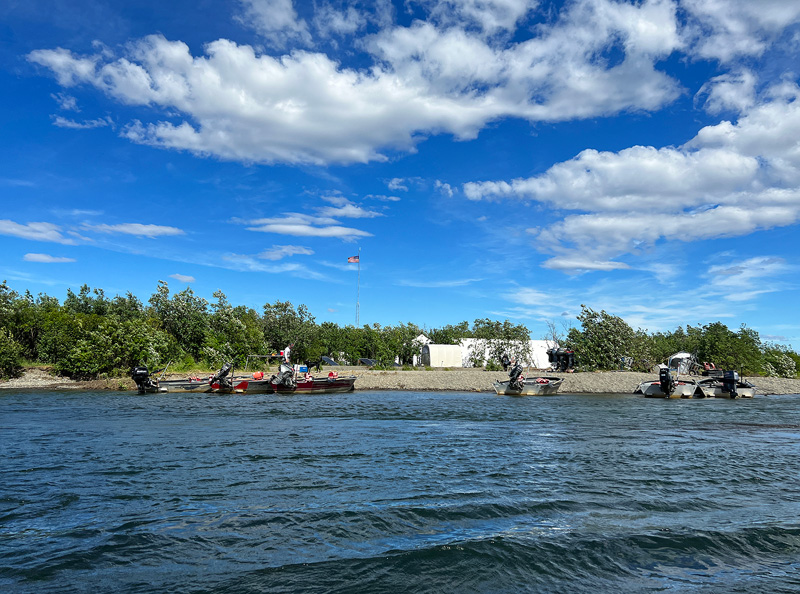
top-left (284, 344), bottom-right (293, 363)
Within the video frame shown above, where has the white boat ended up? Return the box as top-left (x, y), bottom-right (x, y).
top-left (493, 376), bottom-right (563, 396)
top-left (696, 372), bottom-right (756, 399)
top-left (634, 352), bottom-right (704, 398)
top-left (635, 375), bottom-right (702, 398)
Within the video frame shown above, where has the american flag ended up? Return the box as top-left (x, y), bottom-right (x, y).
top-left (348, 255), bottom-right (359, 263)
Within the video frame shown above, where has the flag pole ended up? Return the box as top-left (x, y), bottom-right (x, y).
top-left (356, 247), bottom-right (360, 327)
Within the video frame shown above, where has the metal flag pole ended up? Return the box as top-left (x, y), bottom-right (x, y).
top-left (356, 247), bottom-right (360, 327)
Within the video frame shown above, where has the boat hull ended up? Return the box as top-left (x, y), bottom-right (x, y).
top-left (156, 379), bottom-right (248, 394)
top-left (696, 379), bottom-right (756, 399)
top-left (635, 380), bottom-right (702, 398)
top-left (242, 376), bottom-right (357, 395)
top-left (493, 377), bottom-right (563, 396)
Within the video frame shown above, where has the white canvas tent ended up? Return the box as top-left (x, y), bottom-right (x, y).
top-left (420, 344), bottom-right (462, 367)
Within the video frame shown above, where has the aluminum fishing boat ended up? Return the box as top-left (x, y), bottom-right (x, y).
top-left (696, 372), bottom-right (756, 399)
top-left (634, 352), bottom-right (704, 398)
top-left (132, 363), bottom-right (248, 394)
top-left (493, 376), bottom-right (563, 395)
top-left (242, 363), bottom-right (356, 394)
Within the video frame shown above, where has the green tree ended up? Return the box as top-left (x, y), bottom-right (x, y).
top-left (108, 292), bottom-right (145, 322)
top-left (148, 281), bottom-right (209, 360)
top-left (0, 327), bottom-right (23, 379)
top-left (465, 318), bottom-right (532, 367)
top-left (262, 300), bottom-right (316, 363)
top-left (566, 305), bottom-right (635, 370)
top-left (64, 285), bottom-right (109, 316)
top-left (762, 344), bottom-right (797, 378)
top-left (390, 322), bottom-right (423, 365)
top-left (689, 322), bottom-right (761, 374)
top-left (427, 322), bottom-right (469, 345)
top-left (204, 290), bottom-right (266, 368)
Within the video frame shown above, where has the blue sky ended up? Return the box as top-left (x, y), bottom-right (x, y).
top-left (2, 0), bottom-right (799, 344)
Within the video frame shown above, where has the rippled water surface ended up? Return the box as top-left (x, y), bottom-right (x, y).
top-left (2, 390), bottom-right (800, 593)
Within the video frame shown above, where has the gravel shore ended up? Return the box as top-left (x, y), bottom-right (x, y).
top-left (2, 366), bottom-right (800, 395)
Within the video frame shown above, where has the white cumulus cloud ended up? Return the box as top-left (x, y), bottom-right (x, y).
top-left (465, 82), bottom-right (800, 273)
top-left (25, 0), bottom-right (700, 167)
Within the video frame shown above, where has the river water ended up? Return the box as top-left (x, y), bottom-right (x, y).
top-left (2, 390), bottom-right (800, 593)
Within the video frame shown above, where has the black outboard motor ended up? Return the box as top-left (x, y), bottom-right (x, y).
top-left (659, 367), bottom-right (675, 396)
top-left (508, 361), bottom-right (524, 391)
top-left (562, 350), bottom-right (575, 371)
top-left (132, 366), bottom-right (158, 394)
top-left (547, 348), bottom-right (557, 366)
top-left (210, 362), bottom-right (234, 390)
top-left (273, 362), bottom-right (297, 388)
top-left (548, 348), bottom-right (574, 372)
top-left (721, 370), bottom-right (739, 399)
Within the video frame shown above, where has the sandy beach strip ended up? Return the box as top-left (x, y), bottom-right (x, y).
top-left (2, 366), bottom-right (800, 395)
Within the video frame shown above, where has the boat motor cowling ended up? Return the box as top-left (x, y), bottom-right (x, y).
top-left (273, 362), bottom-right (297, 388)
top-left (132, 366), bottom-right (159, 393)
top-left (721, 370), bottom-right (740, 399)
top-left (659, 367), bottom-right (675, 396)
top-left (210, 362), bottom-right (234, 389)
top-left (508, 362), bottom-right (524, 391)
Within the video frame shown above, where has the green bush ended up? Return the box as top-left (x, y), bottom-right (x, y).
top-left (0, 328), bottom-right (24, 379)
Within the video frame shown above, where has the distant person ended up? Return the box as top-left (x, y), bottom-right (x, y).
top-left (284, 344), bottom-right (293, 363)
top-left (501, 353), bottom-right (510, 371)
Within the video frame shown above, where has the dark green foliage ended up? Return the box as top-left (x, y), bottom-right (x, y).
top-left (0, 278), bottom-right (797, 379)
top-left (427, 322), bottom-right (469, 345)
top-left (262, 300), bottom-right (316, 363)
top-left (566, 307), bottom-right (775, 375)
top-left (0, 327), bottom-right (23, 379)
top-left (565, 306), bottom-right (635, 371)
top-left (204, 291), bottom-right (266, 368)
top-left (149, 281), bottom-right (209, 360)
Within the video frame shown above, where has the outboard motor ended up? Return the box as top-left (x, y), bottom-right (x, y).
top-left (659, 367), bottom-right (675, 396)
top-left (721, 370), bottom-right (739, 399)
top-left (547, 348), bottom-right (575, 371)
top-left (547, 348), bottom-right (557, 366)
top-left (562, 350), bottom-right (575, 371)
top-left (132, 366), bottom-right (158, 394)
top-left (508, 361), bottom-right (524, 391)
top-left (210, 362), bottom-right (234, 390)
top-left (273, 362), bottom-right (297, 388)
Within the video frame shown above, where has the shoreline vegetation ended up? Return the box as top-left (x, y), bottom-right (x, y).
top-left (2, 281), bottom-right (799, 387)
top-left (3, 366), bottom-right (800, 395)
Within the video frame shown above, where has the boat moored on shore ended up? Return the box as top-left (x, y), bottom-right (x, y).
top-left (493, 376), bottom-right (563, 395)
top-left (634, 352), bottom-right (706, 398)
top-left (241, 363), bottom-right (356, 394)
top-left (697, 371), bottom-right (756, 399)
top-left (132, 363), bottom-right (248, 394)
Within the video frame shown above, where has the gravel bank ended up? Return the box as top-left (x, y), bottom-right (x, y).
top-left (3, 367), bottom-right (800, 395)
